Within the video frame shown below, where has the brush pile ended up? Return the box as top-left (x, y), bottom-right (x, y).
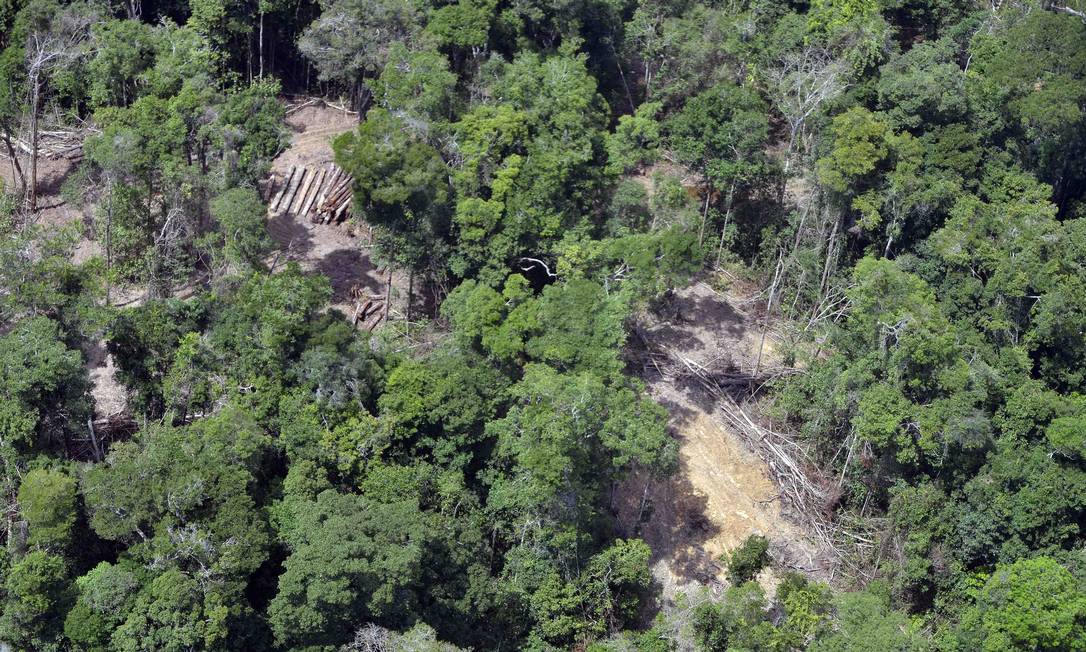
top-left (350, 285), bottom-right (386, 331)
top-left (1, 129), bottom-right (87, 162)
top-left (628, 330), bottom-right (883, 580)
top-left (268, 163), bottom-right (354, 224)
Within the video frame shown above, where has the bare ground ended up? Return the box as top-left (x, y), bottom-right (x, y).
top-left (616, 281), bottom-right (831, 603)
top-left (1, 101), bottom-right (398, 421)
top-left (2, 146), bottom-right (127, 419)
top-left (1, 151), bottom-right (89, 236)
top-left (264, 103), bottom-right (400, 315)
top-left (85, 339), bottom-right (127, 418)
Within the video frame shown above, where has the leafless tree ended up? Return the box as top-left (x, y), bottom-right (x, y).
top-left (765, 46), bottom-right (847, 174)
top-left (23, 7), bottom-right (94, 212)
top-left (1043, 0), bottom-right (1086, 21)
top-left (0, 123), bottom-right (26, 198)
top-left (342, 624), bottom-right (391, 652)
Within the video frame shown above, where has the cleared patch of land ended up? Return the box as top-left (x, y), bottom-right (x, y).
top-left (616, 281), bottom-right (830, 602)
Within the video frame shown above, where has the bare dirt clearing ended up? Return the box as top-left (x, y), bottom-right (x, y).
top-left (616, 281), bottom-right (831, 603)
top-left (2, 101), bottom-right (395, 421)
top-left (1, 150), bottom-right (88, 238)
top-left (264, 103), bottom-right (398, 316)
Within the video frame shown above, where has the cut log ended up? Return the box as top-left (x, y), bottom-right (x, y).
top-left (364, 306), bottom-right (385, 331)
top-left (291, 167), bottom-right (317, 214)
top-left (300, 167), bottom-right (326, 218)
top-left (281, 167), bottom-right (307, 214)
top-left (318, 163), bottom-right (339, 203)
top-left (324, 198), bottom-right (348, 224)
top-left (323, 184), bottom-right (352, 213)
top-left (270, 166), bottom-right (298, 213)
top-left (323, 167), bottom-right (343, 196)
top-left (269, 165), bottom-right (297, 213)
top-left (314, 164), bottom-right (337, 211)
top-left (353, 299), bottom-right (373, 326)
top-left (324, 177), bottom-right (351, 202)
top-left (360, 299), bottom-right (382, 322)
top-left (333, 198), bottom-right (351, 223)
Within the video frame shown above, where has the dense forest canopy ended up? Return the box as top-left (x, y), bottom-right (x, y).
top-left (1, 0), bottom-right (1086, 649)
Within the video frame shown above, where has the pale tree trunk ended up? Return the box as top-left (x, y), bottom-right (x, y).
top-left (104, 176), bottom-right (114, 305)
top-left (383, 267), bottom-right (392, 322)
top-left (1, 127), bottom-right (25, 196)
top-left (26, 75), bottom-right (40, 213)
top-left (698, 189), bottom-right (711, 246)
top-left (259, 11), bottom-right (265, 78)
top-left (755, 250), bottom-right (784, 374)
top-left (406, 269), bottom-right (413, 323)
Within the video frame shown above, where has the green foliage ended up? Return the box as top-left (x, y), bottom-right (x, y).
top-left (957, 440), bottom-right (1086, 567)
top-left (17, 469), bottom-right (78, 550)
top-left (817, 107), bottom-right (892, 193)
top-left (377, 351), bottom-right (508, 466)
top-left (83, 405), bottom-right (272, 588)
top-left (875, 40), bottom-right (966, 132)
top-left (86, 19), bottom-right (156, 108)
top-left (958, 557), bottom-right (1086, 652)
top-left (446, 49), bottom-right (612, 283)
top-left (426, 0), bottom-right (494, 51)
top-left (111, 569), bottom-right (229, 652)
top-left (298, 0), bottom-right (423, 87)
top-left (267, 489), bottom-right (437, 648)
top-left (63, 562), bottom-right (141, 652)
top-left (217, 79), bottom-right (286, 185)
top-left (208, 186), bottom-right (273, 270)
top-left (529, 539), bottom-right (655, 647)
top-left (334, 107), bottom-right (453, 273)
top-left (79, 52), bottom-right (283, 289)
top-left (0, 550), bottom-right (70, 651)
top-left (692, 582), bottom-right (776, 651)
top-left (806, 0), bottom-right (891, 72)
top-left (443, 276), bottom-right (630, 373)
top-left (0, 316), bottom-right (89, 453)
top-left (968, 9), bottom-right (1086, 203)
top-left (1047, 414), bottom-right (1086, 460)
top-left (108, 297), bottom-right (208, 416)
top-left (726, 534), bottom-right (770, 585)
top-left (666, 81), bottom-right (772, 192)
top-left (607, 101), bottom-right (662, 174)
top-left (809, 582), bottom-right (928, 652)
top-left (368, 42), bottom-right (458, 128)
top-left (887, 481), bottom-right (957, 600)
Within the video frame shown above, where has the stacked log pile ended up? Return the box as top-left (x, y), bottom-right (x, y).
top-left (267, 163), bottom-right (355, 224)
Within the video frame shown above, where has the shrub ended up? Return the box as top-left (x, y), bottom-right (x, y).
top-left (726, 535), bottom-right (770, 584)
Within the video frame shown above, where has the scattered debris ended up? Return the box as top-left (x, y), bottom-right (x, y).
top-left (350, 285), bottom-right (385, 330)
top-left (616, 281), bottom-right (835, 602)
top-left (1, 128), bottom-right (90, 162)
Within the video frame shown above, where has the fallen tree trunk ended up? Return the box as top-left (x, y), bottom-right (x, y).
top-left (299, 167), bottom-right (325, 217)
top-left (270, 165), bottom-right (297, 213)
